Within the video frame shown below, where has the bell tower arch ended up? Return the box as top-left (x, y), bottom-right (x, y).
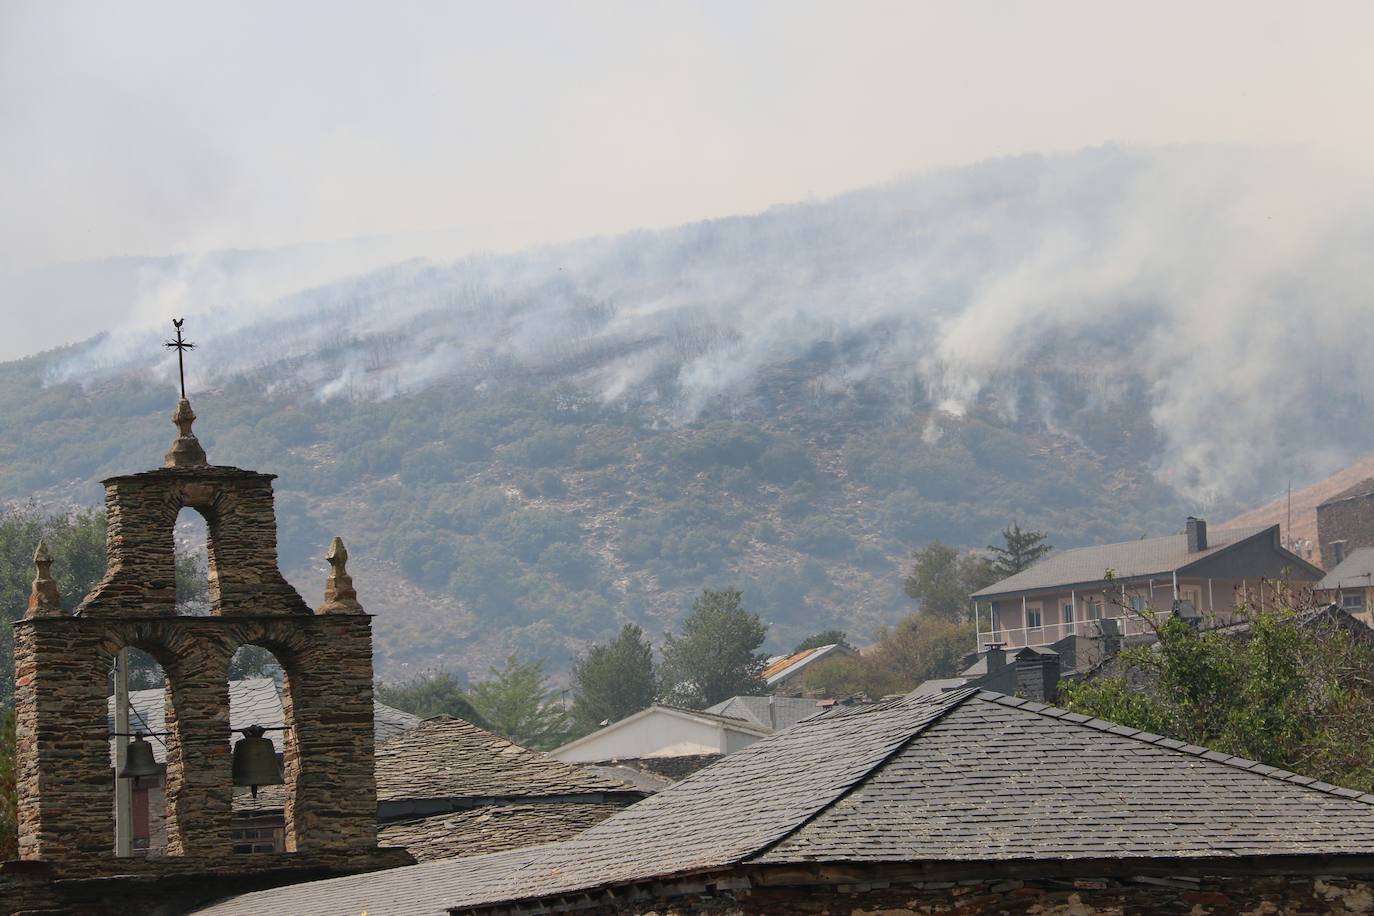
top-left (10, 387), bottom-right (411, 904)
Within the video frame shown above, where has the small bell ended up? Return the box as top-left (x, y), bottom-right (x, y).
top-left (118, 733), bottom-right (161, 781)
top-left (231, 724), bottom-right (284, 799)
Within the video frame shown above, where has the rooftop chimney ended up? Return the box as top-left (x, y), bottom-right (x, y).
top-left (1186, 517), bottom-right (1208, 553)
top-left (983, 643), bottom-right (1006, 673)
top-left (1014, 647), bottom-right (1060, 704)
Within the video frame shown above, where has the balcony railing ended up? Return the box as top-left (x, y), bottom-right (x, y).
top-left (977, 610), bottom-right (1153, 650)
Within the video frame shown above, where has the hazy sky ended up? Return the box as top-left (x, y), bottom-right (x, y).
top-left (2, 1), bottom-right (1374, 356)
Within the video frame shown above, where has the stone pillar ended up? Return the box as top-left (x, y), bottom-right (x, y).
top-left (15, 621), bottom-right (112, 861)
top-left (287, 616), bottom-right (378, 853)
top-left (162, 643), bottom-right (233, 857)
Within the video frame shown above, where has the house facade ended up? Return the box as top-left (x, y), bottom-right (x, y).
top-left (969, 519), bottom-right (1323, 650)
top-left (1314, 546), bottom-right (1374, 628)
top-left (1317, 477), bottom-right (1374, 569)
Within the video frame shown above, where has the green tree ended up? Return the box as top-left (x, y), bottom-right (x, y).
top-left (802, 615), bottom-right (974, 699)
top-left (987, 523), bottom-right (1053, 578)
top-left (467, 656), bottom-right (570, 750)
top-left (376, 671), bottom-right (491, 729)
top-left (793, 629), bottom-right (851, 653)
top-left (1, 706), bottom-right (15, 860)
top-left (1061, 603), bottom-right (1374, 792)
top-left (658, 588), bottom-right (768, 708)
top-left (569, 624), bottom-right (656, 736)
top-left (903, 541), bottom-right (996, 621)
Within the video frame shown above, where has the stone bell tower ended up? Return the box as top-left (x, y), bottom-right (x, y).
top-left (7, 363), bottom-right (410, 910)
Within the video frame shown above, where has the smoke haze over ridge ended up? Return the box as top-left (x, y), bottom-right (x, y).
top-left (37, 146), bottom-right (1374, 507)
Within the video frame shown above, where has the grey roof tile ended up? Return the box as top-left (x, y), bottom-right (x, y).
top-left (379, 803), bottom-right (625, 862)
top-left (376, 716), bottom-right (634, 803)
top-left (198, 688), bottom-right (1374, 916)
top-left (971, 526), bottom-right (1270, 598)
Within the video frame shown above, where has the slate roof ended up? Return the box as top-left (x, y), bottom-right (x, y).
top-left (1318, 546), bottom-right (1374, 590)
top-left (1319, 477), bottom-right (1374, 506)
top-left (376, 715), bottom-right (633, 804)
top-left (197, 687), bottom-right (1374, 916)
top-left (378, 803), bottom-right (624, 862)
top-left (109, 678), bottom-right (420, 765)
top-left (971, 526), bottom-right (1272, 598)
top-left (702, 695), bottom-right (826, 731)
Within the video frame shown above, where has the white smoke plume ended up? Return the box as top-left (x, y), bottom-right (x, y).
top-left (41, 146), bottom-right (1374, 505)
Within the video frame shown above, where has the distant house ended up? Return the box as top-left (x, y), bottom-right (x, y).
top-left (760, 643), bottom-right (852, 694)
top-left (1317, 478), bottom-right (1374, 569)
top-left (1314, 546), bottom-right (1374, 627)
top-left (969, 518), bottom-right (1322, 649)
top-left (549, 695), bottom-right (836, 782)
top-left (205, 687), bottom-right (1374, 916)
top-left (549, 705), bottom-right (773, 780)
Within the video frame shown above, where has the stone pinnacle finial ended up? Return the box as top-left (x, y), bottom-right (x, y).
top-left (318, 536), bottom-right (363, 614)
top-left (25, 540), bottom-right (63, 618)
top-left (164, 397), bottom-right (208, 468)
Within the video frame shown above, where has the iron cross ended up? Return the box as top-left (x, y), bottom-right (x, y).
top-left (164, 318), bottom-right (195, 399)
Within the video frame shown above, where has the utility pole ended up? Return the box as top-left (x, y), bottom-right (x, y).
top-left (114, 649), bottom-right (132, 857)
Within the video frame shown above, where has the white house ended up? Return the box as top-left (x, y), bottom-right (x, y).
top-left (551, 705), bottom-right (772, 767)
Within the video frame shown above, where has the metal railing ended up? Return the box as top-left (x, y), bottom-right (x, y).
top-left (977, 611), bottom-right (1150, 650)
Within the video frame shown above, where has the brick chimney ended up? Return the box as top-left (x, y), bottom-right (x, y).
top-left (1186, 516), bottom-right (1208, 553)
top-left (1014, 647), bottom-right (1060, 704)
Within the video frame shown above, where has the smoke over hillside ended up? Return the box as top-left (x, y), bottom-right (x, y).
top-left (44, 146), bottom-right (1374, 505)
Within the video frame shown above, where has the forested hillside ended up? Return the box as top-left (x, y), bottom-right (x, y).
top-left (3, 146), bottom-right (1371, 680)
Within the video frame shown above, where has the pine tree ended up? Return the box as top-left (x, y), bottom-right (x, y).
top-left (467, 656), bottom-right (570, 750)
top-left (658, 589), bottom-right (769, 709)
top-left (987, 523), bottom-right (1053, 578)
top-left (570, 624), bottom-right (656, 735)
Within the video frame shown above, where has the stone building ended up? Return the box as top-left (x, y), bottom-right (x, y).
top-left (1, 396), bottom-right (411, 914)
top-left (1317, 477), bottom-right (1374, 569)
top-left (198, 687), bottom-right (1374, 915)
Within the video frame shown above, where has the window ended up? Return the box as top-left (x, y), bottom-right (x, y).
top-left (1343, 592), bottom-right (1365, 611)
top-left (1026, 604), bottom-right (1042, 628)
top-left (1130, 595), bottom-right (1146, 613)
top-left (1062, 603), bottom-right (1074, 624)
top-left (990, 605), bottom-right (1001, 634)
top-left (1087, 601), bottom-right (1102, 620)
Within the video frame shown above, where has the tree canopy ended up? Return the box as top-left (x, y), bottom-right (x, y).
top-left (375, 671), bottom-right (491, 730)
top-left (793, 629), bottom-right (851, 653)
top-left (903, 541), bottom-right (996, 621)
top-left (1061, 603), bottom-right (1374, 793)
top-left (570, 623), bottom-right (656, 736)
top-left (658, 588), bottom-right (769, 709)
top-left (987, 523), bottom-right (1053, 578)
top-left (802, 614), bottom-right (974, 699)
top-left (467, 656), bottom-right (571, 750)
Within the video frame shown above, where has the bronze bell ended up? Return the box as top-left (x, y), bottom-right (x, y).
top-left (118, 733), bottom-right (161, 780)
top-left (231, 725), bottom-right (284, 798)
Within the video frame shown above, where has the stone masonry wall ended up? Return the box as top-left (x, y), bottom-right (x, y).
top-left (580, 874), bottom-right (1374, 915)
top-left (78, 467), bottom-right (309, 617)
top-left (1318, 489), bottom-right (1374, 569)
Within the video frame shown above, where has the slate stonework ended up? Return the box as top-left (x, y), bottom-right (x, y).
top-left (556, 874), bottom-right (1374, 915)
top-left (6, 401), bottom-right (412, 911)
top-left (1318, 483), bottom-right (1374, 569)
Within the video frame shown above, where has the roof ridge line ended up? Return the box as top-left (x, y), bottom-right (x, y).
top-left (740, 688), bottom-right (981, 865)
top-left (972, 690), bottom-right (1374, 807)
